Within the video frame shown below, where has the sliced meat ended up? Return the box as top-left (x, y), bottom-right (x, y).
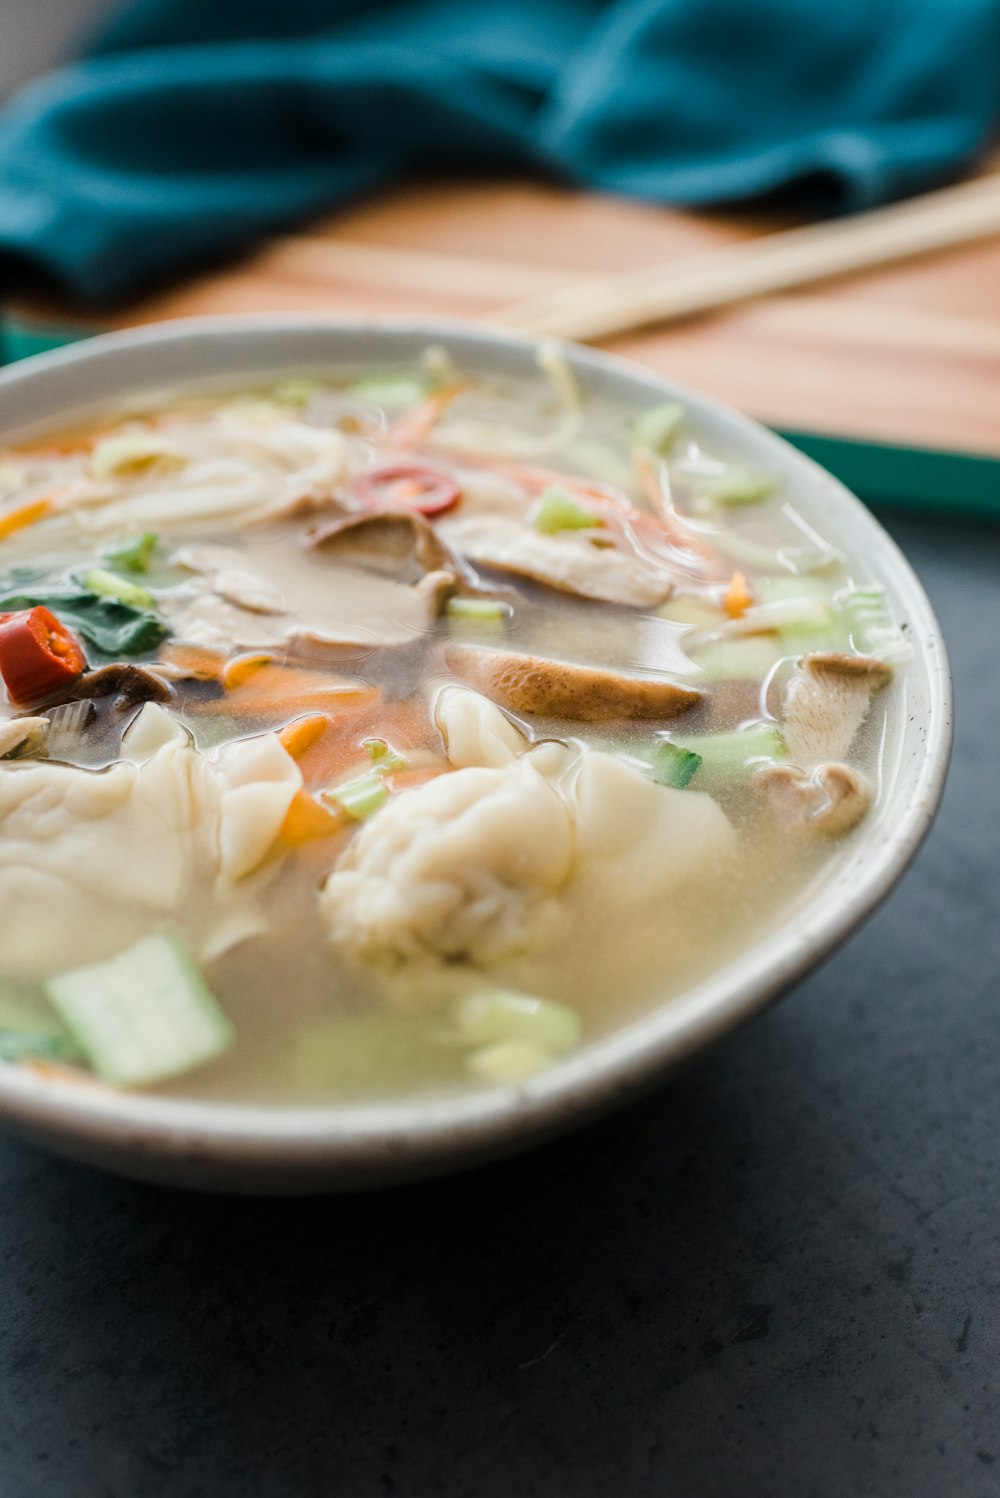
top-left (306, 509), bottom-right (456, 583)
top-left (445, 643), bottom-right (700, 722)
top-left (439, 514), bottom-right (673, 608)
top-left (757, 762), bottom-right (873, 836)
top-left (782, 651), bottom-right (891, 765)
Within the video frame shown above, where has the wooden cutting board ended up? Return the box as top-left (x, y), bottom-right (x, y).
top-left (6, 173), bottom-right (1000, 513)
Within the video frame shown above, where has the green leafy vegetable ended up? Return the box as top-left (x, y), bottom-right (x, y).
top-left (649, 740), bottom-right (702, 788)
top-left (0, 584), bottom-right (168, 658)
top-left (632, 401), bottom-right (684, 455)
top-left (102, 532), bottom-right (158, 574)
top-left (84, 568), bottom-right (156, 611)
top-left (44, 928), bottom-right (234, 1087)
top-left (532, 487), bottom-right (602, 534)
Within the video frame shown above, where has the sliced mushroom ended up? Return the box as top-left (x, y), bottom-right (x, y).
top-left (0, 716), bottom-right (48, 760)
top-left (445, 643), bottom-right (700, 722)
top-left (439, 514), bottom-right (673, 608)
top-left (782, 652), bottom-right (891, 765)
top-left (757, 762), bottom-right (873, 836)
top-left (306, 510), bottom-right (456, 583)
top-left (69, 664), bottom-right (174, 710)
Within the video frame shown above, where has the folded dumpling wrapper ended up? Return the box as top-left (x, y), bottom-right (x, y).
top-left (321, 688), bottom-right (736, 1004)
top-left (0, 704), bottom-right (301, 977)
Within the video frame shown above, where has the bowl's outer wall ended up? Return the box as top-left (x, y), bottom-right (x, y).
top-left (0, 317), bottom-right (952, 1191)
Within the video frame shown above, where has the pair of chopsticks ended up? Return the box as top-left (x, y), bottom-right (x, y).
top-left (496, 172), bottom-right (1000, 342)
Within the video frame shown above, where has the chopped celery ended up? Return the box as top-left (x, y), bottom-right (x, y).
top-left (324, 770), bottom-right (389, 820)
top-left (102, 532), bottom-right (157, 575)
top-left (659, 595), bottom-right (727, 630)
top-left (649, 740), bottom-right (702, 788)
top-left (455, 989), bottom-right (581, 1056)
top-left (564, 439), bottom-right (633, 487)
top-left (756, 575), bottom-right (847, 653)
top-left (349, 374), bottom-right (429, 409)
top-left (293, 1014), bottom-right (456, 1095)
top-left (362, 737), bottom-right (407, 772)
top-left (273, 378), bottom-right (320, 406)
top-left (446, 596), bottom-right (511, 626)
top-left (532, 487), bottom-right (601, 533)
top-left (467, 1039), bottom-right (552, 1085)
top-left (690, 635), bottom-right (785, 681)
top-left (83, 567), bottom-right (155, 611)
top-left (632, 401), bottom-right (684, 455)
top-left (671, 724), bottom-right (784, 779)
top-left (0, 983), bottom-right (80, 1064)
top-left (0, 1030), bottom-right (80, 1064)
top-left (44, 929), bottom-right (234, 1087)
top-left (697, 465), bottom-right (777, 505)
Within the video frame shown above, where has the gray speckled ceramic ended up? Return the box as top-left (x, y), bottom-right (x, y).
top-left (0, 316), bottom-right (952, 1192)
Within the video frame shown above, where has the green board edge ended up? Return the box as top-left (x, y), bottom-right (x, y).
top-left (2, 314), bottom-right (998, 519)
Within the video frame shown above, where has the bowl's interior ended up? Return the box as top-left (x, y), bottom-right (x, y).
top-left (0, 317), bottom-right (951, 1187)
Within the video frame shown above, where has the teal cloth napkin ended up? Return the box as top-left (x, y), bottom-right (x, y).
top-left (0, 0), bottom-right (998, 303)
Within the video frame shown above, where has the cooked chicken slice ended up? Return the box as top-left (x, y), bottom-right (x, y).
top-left (445, 643), bottom-right (700, 722)
top-left (757, 762), bottom-right (873, 836)
top-left (439, 514), bottom-right (672, 608)
top-left (307, 510), bottom-right (457, 582)
top-left (782, 652), bottom-right (892, 765)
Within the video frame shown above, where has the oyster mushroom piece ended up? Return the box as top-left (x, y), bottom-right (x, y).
top-left (306, 509), bottom-right (457, 583)
top-left (0, 716), bottom-right (49, 760)
top-left (445, 643), bottom-right (701, 723)
top-left (438, 514), bottom-right (673, 608)
top-left (782, 652), bottom-right (892, 765)
top-left (757, 762), bottom-right (873, 836)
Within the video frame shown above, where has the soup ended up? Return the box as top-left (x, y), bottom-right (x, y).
top-left (0, 348), bottom-right (907, 1102)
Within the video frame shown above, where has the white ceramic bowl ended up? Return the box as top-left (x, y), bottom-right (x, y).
top-left (0, 316), bottom-right (952, 1192)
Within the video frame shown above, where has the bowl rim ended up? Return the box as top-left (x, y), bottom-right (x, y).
top-left (0, 313), bottom-right (953, 1173)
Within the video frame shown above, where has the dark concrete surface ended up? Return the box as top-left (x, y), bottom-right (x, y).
top-left (0, 513), bottom-right (996, 1498)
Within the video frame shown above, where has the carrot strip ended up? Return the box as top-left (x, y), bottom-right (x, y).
top-left (160, 643), bottom-right (227, 680)
top-left (0, 495), bottom-right (54, 542)
top-left (279, 788), bottom-right (348, 846)
top-left (279, 713), bottom-right (332, 760)
top-left (387, 383), bottom-right (463, 449)
top-left (723, 570), bottom-right (753, 619)
top-left (187, 661), bottom-right (380, 720)
top-left (222, 652), bottom-right (275, 689)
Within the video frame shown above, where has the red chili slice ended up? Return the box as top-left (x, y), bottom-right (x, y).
top-left (354, 464), bottom-right (461, 517)
top-left (0, 606), bottom-right (87, 705)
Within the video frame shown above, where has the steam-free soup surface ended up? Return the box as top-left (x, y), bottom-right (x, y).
top-left (0, 352), bottom-right (906, 1101)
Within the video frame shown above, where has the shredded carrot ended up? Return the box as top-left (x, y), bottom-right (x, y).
top-left (723, 570), bottom-right (753, 619)
top-left (189, 661), bottom-right (380, 721)
top-left (279, 788), bottom-right (348, 846)
top-left (279, 713), bottom-right (333, 760)
top-left (387, 383), bottom-right (463, 449)
top-left (0, 494), bottom-right (54, 542)
top-left (160, 643), bottom-right (227, 680)
top-left (222, 651), bottom-right (276, 689)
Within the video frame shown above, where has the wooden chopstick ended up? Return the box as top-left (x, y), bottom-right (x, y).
top-left (497, 172), bottom-right (1000, 341)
